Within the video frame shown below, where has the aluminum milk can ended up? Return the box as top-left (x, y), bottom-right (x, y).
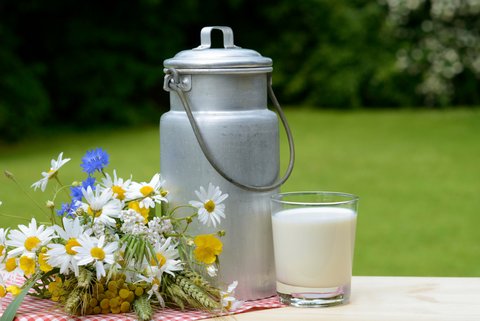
top-left (161, 26), bottom-right (294, 300)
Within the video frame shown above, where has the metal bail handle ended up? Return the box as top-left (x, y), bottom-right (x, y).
top-left (196, 26), bottom-right (239, 50)
top-left (165, 68), bottom-right (295, 192)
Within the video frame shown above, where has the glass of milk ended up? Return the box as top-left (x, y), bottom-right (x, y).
top-left (270, 191), bottom-right (358, 307)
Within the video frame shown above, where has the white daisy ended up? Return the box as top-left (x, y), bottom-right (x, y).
top-left (146, 237), bottom-right (183, 279)
top-left (6, 218), bottom-right (54, 257)
top-left (206, 264), bottom-right (218, 277)
top-left (1, 256), bottom-right (23, 281)
top-left (189, 183), bottom-right (228, 228)
top-left (47, 217), bottom-right (87, 276)
top-left (0, 228), bottom-right (8, 260)
top-left (100, 170), bottom-right (131, 201)
top-left (80, 186), bottom-right (122, 227)
top-left (221, 281), bottom-right (243, 311)
top-left (125, 173), bottom-right (168, 209)
top-left (31, 152), bottom-right (71, 191)
top-left (73, 234), bottom-right (118, 280)
top-left (147, 283), bottom-right (165, 308)
top-left (0, 274), bottom-right (7, 298)
top-left (136, 273), bottom-right (166, 308)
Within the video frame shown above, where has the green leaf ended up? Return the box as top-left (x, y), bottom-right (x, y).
top-left (0, 275), bottom-right (41, 321)
top-left (146, 242), bottom-right (156, 263)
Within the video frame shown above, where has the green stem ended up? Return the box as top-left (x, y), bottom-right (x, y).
top-left (169, 214), bottom-right (196, 222)
top-left (181, 219), bottom-right (193, 234)
top-left (52, 184), bottom-right (73, 201)
top-left (169, 205), bottom-right (196, 217)
top-left (54, 176), bottom-right (71, 199)
top-left (4, 171), bottom-right (50, 220)
top-left (48, 207), bottom-right (57, 226)
top-left (0, 213), bottom-right (32, 222)
top-left (163, 233), bottom-right (183, 238)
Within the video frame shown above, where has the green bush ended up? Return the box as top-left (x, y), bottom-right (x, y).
top-left (0, 0), bottom-right (478, 141)
top-left (0, 25), bottom-right (49, 140)
top-left (260, 0), bottom-right (419, 107)
top-left (384, 0), bottom-right (480, 106)
top-left (0, 0), bottom-right (184, 139)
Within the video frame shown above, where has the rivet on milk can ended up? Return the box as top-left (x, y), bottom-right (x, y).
top-left (161, 26), bottom-right (295, 300)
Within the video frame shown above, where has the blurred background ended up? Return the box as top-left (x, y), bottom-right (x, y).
top-left (0, 0), bottom-right (479, 277)
top-left (1, 0), bottom-right (480, 140)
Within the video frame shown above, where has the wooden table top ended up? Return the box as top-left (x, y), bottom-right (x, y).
top-left (209, 276), bottom-right (480, 321)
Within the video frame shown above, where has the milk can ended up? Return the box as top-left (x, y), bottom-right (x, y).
top-left (161, 26), bottom-right (295, 300)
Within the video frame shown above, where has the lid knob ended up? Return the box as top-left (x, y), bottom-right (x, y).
top-left (163, 26), bottom-right (272, 70)
top-left (196, 26), bottom-right (240, 50)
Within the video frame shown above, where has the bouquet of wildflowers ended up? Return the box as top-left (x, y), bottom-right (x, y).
top-left (0, 149), bottom-right (240, 321)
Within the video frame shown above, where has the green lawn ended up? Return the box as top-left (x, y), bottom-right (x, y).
top-left (1, 108), bottom-right (480, 277)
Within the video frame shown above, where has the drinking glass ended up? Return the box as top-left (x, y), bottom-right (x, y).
top-left (270, 191), bottom-right (359, 307)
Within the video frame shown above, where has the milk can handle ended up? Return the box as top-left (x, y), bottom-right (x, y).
top-left (164, 68), bottom-right (295, 192)
top-left (197, 26), bottom-right (238, 49)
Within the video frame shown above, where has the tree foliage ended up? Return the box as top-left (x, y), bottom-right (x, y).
top-left (0, 0), bottom-right (478, 140)
top-left (385, 0), bottom-right (480, 105)
top-left (260, 0), bottom-right (416, 108)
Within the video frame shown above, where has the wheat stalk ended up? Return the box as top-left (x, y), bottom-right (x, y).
top-left (174, 274), bottom-right (220, 310)
top-left (133, 295), bottom-right (153, 321)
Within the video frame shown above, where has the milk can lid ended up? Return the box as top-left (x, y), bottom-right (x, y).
top-left (164, 26), bottom-right (272, 71)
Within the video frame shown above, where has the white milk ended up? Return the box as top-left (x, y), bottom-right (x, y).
top-left (272, 207), bottom-right (357, 288)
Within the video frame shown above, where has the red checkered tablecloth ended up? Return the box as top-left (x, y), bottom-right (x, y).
top-left (0, 278), bottom-right (285, 321)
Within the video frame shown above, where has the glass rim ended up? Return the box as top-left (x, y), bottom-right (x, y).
top-left (271, 191), bottom-right (359, 206)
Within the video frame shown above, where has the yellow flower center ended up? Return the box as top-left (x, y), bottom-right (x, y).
top-left (47, 168), bottom-right (58, 180)
top-left (204, 200), bottom-right (216, 213)
top-left (140, 185), bottom-right (154, 197)
top-left (24, 236), bottom-right (41, 251)
top-left (90, 247), bottom-right (106, 261)
top-left (0, 285), bottom-right (6, 298)
top-left (87, 206), bottom-right (103, 218)
top-left (0, 244), bottom-right (4, 256)
top-left (65, 238), bottom-right (81, 255)
top-left (128, 201), bottom-right (150, 223)
top-left (112, 185), bottom-right (126, 200)
top-left (224, 299), bottom-right (232, 310)
top-left (5, 257), bottom-right (17, 272)
top-left (150, 253), bottom-right (167, 267)
top-left (19, 255), bottom-right (36, 276)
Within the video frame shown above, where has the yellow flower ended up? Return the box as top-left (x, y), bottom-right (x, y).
top-left (19, 255), bottom-right (36, 276)
top-left (7, 285), bottom-right (21, 296)
top-left (39, 251), bottom-right (53, 272)
top-left (193, 234), bottom-right (223, 264)
top-left (0, 285), bottom-right (6, 298)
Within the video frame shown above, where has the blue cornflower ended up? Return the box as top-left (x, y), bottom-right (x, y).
top-left (81, 148), bottom-right (109, 175)
top-left (71, 176), bottom-right (96, 201)
top-left (56, 200), bottom-right (80, 217)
